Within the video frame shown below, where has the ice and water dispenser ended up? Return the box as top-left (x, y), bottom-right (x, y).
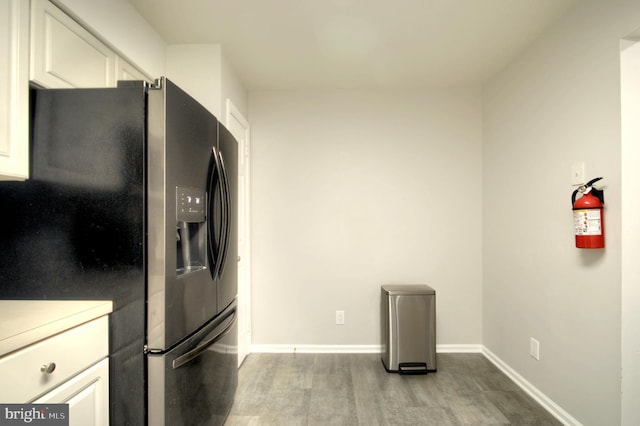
top-left (176, 186), bottom-right (206, 276)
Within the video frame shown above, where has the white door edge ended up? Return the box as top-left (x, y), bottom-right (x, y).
top-left (225, 99), bottom-right (251, 367)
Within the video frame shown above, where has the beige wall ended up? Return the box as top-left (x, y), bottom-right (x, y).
top-left (483, 0), bottom-right (640, 424)
top-left (166, 44), bottom-right (223, 117)
top-left (166, 44), bottom-right (248, 123)
top-left (248, 88), bottom-right (483, 348)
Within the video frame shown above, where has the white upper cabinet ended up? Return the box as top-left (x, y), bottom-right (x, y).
top-left (115, 55), bottom-right (153, 83)
top-left (30, 0), bottom-right (152, 89)
top-left (0, 0), bottom-right (152, 180)
top-left (0, 0), bottom-right (29, 181)
top-left (30, 0), bottom-right (116, 88)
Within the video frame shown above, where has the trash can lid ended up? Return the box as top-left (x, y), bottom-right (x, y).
top-left (382, 284), bottom-right (435, 295)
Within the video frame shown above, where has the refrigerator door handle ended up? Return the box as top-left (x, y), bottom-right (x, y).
top-left (207, 146), bottom-right (224, 279)
top-left (217, 150), bottom-right (231, 278)
top-left (171, 308), bottom-right (237, 370)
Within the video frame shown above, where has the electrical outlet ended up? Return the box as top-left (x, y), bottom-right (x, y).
top-left (335, 310), bottom-right (345, 325)
top-left (530, 338), bottom-right (540, 360)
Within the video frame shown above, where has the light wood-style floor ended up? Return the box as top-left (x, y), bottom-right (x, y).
top-left (225, 353), bottom-right (561, 425)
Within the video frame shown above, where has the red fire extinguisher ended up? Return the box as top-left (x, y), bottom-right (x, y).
top-left (571, 177), bottom-right (604, 249)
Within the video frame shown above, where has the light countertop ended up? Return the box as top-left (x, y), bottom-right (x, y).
top-left (0, 300), bottom-right (113, 357)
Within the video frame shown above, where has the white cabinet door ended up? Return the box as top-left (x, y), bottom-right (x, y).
top-left (34, 359), bottom-right (109, 426)
top-left (30, 0), bottom-right (115, 88)
top-left (0, 0), bottom-right (29, 180)
top-left (115, 56), bottom-right (153, 83)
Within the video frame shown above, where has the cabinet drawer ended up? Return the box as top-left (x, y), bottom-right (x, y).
top-left (0, 316), bottom-right (108, 402)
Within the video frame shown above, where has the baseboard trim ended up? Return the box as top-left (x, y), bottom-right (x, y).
top-left (437, 344), bottom-right (483, 353)
top-left (482, 346), bottom-right (582, 426)
top-left (250, 343), bottom-right (483, 354)
top-left (250, 344), bottom-right (381, 354)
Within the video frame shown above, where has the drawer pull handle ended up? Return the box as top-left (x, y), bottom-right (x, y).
top-left (40, 363), bottom-right (56, 374)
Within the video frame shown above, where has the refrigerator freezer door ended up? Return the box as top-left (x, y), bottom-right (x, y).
top-left (147, 300), bottom-right (238, 426)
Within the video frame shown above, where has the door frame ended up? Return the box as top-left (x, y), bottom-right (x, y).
top-left (620, 35), bottom-right (640, 425)
top-left (225, 99), bottom-right (251, 366)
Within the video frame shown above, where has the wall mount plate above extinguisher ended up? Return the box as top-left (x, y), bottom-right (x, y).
top-left (572, 177), bottom-right (604, 249)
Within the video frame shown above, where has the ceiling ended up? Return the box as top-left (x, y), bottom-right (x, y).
top-left (128, 0), bottom-right (580, 91)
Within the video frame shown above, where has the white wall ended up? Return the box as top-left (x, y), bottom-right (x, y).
top-left (222, 53), bottom-right (249, 121)
top-left (248, 88), bottom-right (483, 348)
top-left (166, 45), bottom-right (223, 117)
top-left (483, 1), bottom-right (640, 424)
top-left (166, 44), bottom-right (248, 124)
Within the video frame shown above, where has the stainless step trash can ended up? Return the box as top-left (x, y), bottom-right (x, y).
top-left (381, 284), bottom-right (436, 374)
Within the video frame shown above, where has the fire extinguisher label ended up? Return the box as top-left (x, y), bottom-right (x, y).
top-left (574, 209), bottom-right (602, 236)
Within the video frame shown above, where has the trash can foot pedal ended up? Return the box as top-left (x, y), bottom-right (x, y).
top-left (398, 362), bottom-right (428, 375)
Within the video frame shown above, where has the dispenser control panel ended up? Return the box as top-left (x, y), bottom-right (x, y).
top-left (176, 186), bottom-right (205, 222)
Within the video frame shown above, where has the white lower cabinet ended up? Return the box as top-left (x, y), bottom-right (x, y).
top-left (0, 316), bottom-right (110, 426)
top-left (34, 359), bottom-right (109, 426)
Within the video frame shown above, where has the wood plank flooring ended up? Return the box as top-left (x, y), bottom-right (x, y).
top-left (225, 353), bottom-right (561, 425)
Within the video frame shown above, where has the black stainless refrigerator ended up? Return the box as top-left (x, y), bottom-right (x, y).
top-left (0, 77), bottom-right (238, 425)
